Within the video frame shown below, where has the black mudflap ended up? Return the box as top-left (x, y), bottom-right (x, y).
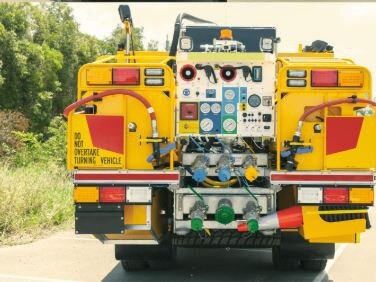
top-left (173, 230), bottom-right (280, 248)
top-left (75, 204), bottom-right (124, 234)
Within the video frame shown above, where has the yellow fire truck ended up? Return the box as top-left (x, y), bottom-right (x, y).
top-left (65, 5), bottom-right (375, 271)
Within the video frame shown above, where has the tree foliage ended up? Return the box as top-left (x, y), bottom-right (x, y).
top-left (0, 3), bottom-right (144, 134)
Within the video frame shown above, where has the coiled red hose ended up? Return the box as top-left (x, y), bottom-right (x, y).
top-left (299, 97), bottom-right (376, 122)
top-left (63, 89), bottom-right (158, 137)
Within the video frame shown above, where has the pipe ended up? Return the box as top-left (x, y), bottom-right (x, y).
top-left (63, 89), bottom-right (159, 138)
top-left (203, 177), bottom-right (238, 187)
top-left (294, 97), bottom-right (376, 138)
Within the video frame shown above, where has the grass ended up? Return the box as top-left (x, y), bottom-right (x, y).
top-left (0, 162), bottom-right (73, 245)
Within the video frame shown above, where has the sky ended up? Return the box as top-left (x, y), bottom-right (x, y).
top-left (68, 2), bottom-right (376, 94)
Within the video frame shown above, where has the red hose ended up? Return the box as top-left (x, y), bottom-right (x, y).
top-left (299, 97), bottom-right (376, 122)
top-left (63, 89), bottom-right (156, 121)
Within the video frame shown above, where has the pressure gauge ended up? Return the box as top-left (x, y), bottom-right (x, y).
top-left (211, 103), bottom-right (221, 114)
top-left (223, 118), bottom-right (236, 132)
top-left (248, 94), bottom-right (261, 108)
top-left (224, 103), bottom-right (235, 114)
top-left (224, 89), bottom-right (235, 100)
top-left (200, 118), bottom-right (214, 132)
top-left (200, 103), bottom-right (211, 114)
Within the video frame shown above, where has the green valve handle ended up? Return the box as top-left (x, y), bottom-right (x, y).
top-left (215, 200), bottom-right (235, 225)
top-left (247, 219), bottom-right (259, 233)
top-left (191, 217), bottom-right (203, 232)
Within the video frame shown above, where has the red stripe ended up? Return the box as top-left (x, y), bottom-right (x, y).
top-left (271, 174), bottom-right (373, 182)
top-left (75, 173), bottom-right (179, 181)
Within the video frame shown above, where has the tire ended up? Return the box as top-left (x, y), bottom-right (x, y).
top-left (272, 246), bottom-right (300, 270)
top-left (121, 260), bottom-right (147, 271)
top-left (148, 245), bottom-right (177, 270)
top-left (116, 243), bottom-right (176, 271)
top-left (301, 259), bottom-right (327, 271)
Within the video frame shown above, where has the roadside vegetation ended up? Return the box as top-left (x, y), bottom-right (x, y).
top-left (0, 2), bottom-right (154, 245)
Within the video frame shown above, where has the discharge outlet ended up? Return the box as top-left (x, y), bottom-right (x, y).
top-left (190, 201), bottom-right (207, 232)
top-left (191, 155), bottom-right (209, 182)
top-left (215, 199), bottom-right (235, 224)
top-left (217, 154), bottom-right (233, 182)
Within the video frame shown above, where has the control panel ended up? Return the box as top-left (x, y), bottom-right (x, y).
top-left (176, 52), bottom-right (275, 137)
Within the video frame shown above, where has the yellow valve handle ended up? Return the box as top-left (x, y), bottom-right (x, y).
top-left (244, 166), bottom-right (258, 182)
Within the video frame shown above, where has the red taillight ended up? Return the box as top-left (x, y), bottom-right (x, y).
top-left (323, 187), bottom-right (349, 203)
top-left (311, 70), bottom-right (338, 87)
top-left (113, 68), bottom-right (140, 85)
top-left (100, 187), bottom-right (126, 203)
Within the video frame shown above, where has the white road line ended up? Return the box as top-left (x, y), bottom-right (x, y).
top-left (0, 273), bottom-right (81, 282)
top-left (313, 243), bottom-right (348, 282)
top-left (313, 206), bottom-right (374, 281)
top-left (53, 237), bottom-right (97, 241)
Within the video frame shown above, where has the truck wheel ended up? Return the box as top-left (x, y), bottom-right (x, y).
top-left (301, 259), bottom-right (327, 271)
top-left (121, 260), bottom-right (147, 271)
top-left (148, 245), bottom-right (177, 270)
top-left (272, 246), bottom-right (300, 270)
top-left (115, 243), bottom-right (176, 271)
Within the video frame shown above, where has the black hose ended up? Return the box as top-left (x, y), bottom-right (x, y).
top-left (169, 13), bottom-right (216, 56)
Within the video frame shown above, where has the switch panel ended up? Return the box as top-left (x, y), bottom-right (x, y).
top-left (176, 52), bottom-right (275, 137)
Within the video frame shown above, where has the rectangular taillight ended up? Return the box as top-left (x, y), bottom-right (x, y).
top-left (350, 188), bottom-right (374, 204)
top-left (287, 79), bottom-right (306, 87)
top-left (113, 68), bottom-right (140, 85)
top-left (297, 187), bottom-right (323, 204)
top-left (74, 187), bottom-right (99, 203)
top-left (86, 68), bottom-right (112, 85)
top-left (338, 70), bottom-right (364, 87)
top-left (323, 187), bottom-right (349, 203)
top-left (100, 187), bottom-right (126, 203)
top-left (287, 70), bottom-right (307, 78)
top-left (145, 78), bottom-right (164, 86)
top-left (311, 70), bottom-right (338, 87)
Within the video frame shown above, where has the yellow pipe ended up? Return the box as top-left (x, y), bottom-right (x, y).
top-left (202, 177), bottom-right (238, 188)
top-left (202, 181), bottom-right (223, 188)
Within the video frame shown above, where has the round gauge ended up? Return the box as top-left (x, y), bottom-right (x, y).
top-left (248, 94), bottom-right (261, 108)
top-left (200, 118), bottom-right (214, 132)
top-left (223, 118), bottom-right (237, 132)
top-left (200, 103), bottom-right (211, 114)
top-left (224, 89), bottom-right (235, 100)
top-left (211, 103), bottom-right (221, 114)
top-left (224, 103), bottom-right (235, 114)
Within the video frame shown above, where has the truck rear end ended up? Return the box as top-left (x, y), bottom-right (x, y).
top-left (65, 6), bottom-right (375, 272)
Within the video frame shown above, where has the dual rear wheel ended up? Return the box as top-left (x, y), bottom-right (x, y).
top-left (115, 243), bottom-right (177, 271)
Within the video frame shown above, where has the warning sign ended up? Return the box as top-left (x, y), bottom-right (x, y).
top-left (69, 115), bottom-right (125, 169)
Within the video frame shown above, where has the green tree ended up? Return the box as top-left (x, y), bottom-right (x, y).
top-left (147, 40), bottom-right (159, 51)
top-left (103, 25), bottom-right (144, 54)
top-left (0, 2), bottom-right (145, 134)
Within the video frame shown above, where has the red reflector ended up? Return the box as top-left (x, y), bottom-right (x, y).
top-left (113, 68), bottom-right (140, 85)
top-left (100, 187), bottom-right (126, 203)
top-left (324, 187), bottom-right (349, 203)
top-left (311, 70), bottom-right (338, 87)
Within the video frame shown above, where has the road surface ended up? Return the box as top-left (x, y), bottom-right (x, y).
top-left (0, 208), bottom-right (374, 282)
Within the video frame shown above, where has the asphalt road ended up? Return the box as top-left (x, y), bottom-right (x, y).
top-left (0, 208), bottom-right (374, 282)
